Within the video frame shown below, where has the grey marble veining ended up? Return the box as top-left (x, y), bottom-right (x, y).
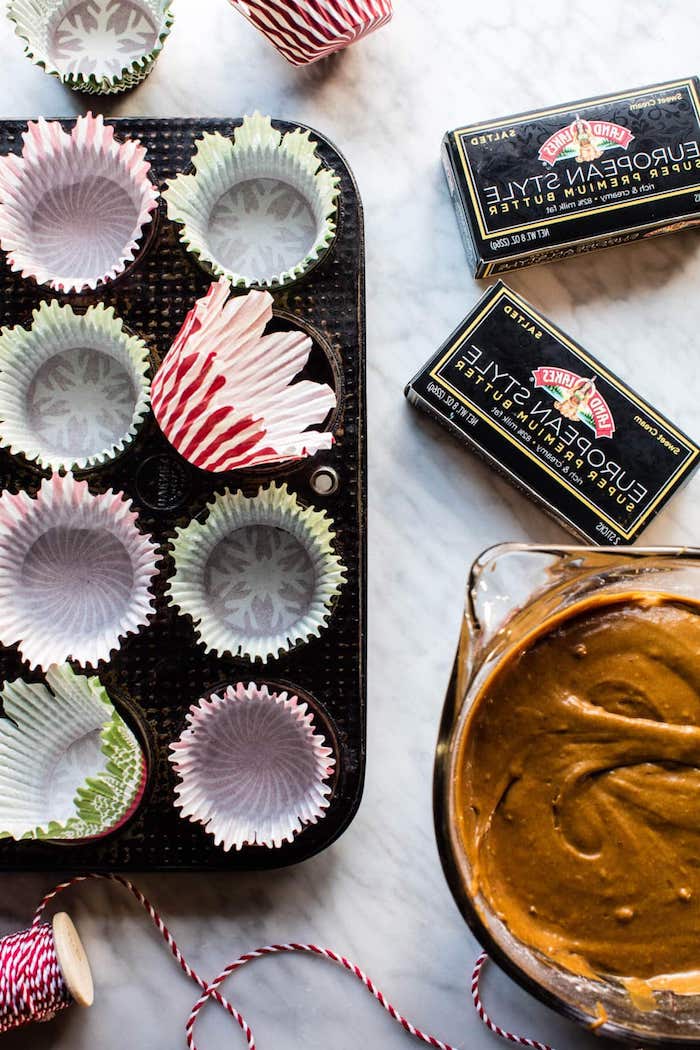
top-left (0, 1), bottom-right (697, 1047)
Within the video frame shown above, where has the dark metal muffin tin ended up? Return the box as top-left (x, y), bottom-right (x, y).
top-left (0, 117), bottom-right (366, 871)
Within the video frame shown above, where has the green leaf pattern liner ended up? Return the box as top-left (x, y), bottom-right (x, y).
top-left (163, 113), bottom-right (341, 288)
top-left (0, 663), bottom-right (146, 840)
top-left (7, 0), bottom-right (175, 95)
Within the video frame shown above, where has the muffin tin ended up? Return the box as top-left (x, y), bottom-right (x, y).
top-left (0, 116), bottom-right (366, 871)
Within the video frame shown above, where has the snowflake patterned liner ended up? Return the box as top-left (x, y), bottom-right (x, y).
top-left (151, 280), bottom-right (336, 472)
top-left (7, 0), bottom-right (174, 95)
top-left (0, 112), bottom-right (159, 292)
top-left (170, 681), bottom-right (335, 851)
top-left (0, 300), bottom-right (151, 472)
top-left (0, 663), bottom-right (147, 841)
top-left (163, 112), bottom-right (341, 288)
top-left (0, 472), bottom-right (159, 670)
top-left (167, 481), bottom-right (346, 663)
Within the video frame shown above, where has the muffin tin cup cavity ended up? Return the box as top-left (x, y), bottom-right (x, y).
top-left (270, 307), bottom-right (345, 431)
top-left (0, 664), bottom-right (147, 841)
top-left (167, 481), bottom-right (346, 663)
top-left (0, 300), bottom-right (151, 472)
top-left (170, 681), bottom-right (335, 851)
top-left (0, 113), bottom-right (159, 292)
top-left (151, 280), bottom-right (337, 473)
top-left (8, 0), bottom-right (175, 95)
top-left (0, 472), bottom-right (159, 670)
top-left (163, 113), bottom-right (340, 289)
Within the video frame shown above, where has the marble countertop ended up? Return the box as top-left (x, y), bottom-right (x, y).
top-left (0, 1), bottom-right (698, 1047)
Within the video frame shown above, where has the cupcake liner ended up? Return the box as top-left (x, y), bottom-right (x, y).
top-left (228, 0), bottom-right (393, 66)
top-left (163, 112), bottom-right (340, 288)
top-left (0, 663), bottom-right (146, 841)
top-left (0, 112), bottom-right (159, 292)
top-left (8, 0), bottom-right (174, 94)
top-left (0, 300), bottom-right (151, 472)
top-left (167, 481), bottom-right (346, 662)
top-left (0, 472), bottom-right (159, 670)
top-left (170, 681), bottom-right (335, 850)
top-left (152, 280), bottom-right (336, 471)
top-left (71, 706), bottom-right (147, 839)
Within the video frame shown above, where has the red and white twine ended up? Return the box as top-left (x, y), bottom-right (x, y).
top-left (0, 922), bottom-right (71, 1031)
top-left (0, 873), bottom-right (556, 1049)
top-left (471, 952), bottom-right (553, 1050)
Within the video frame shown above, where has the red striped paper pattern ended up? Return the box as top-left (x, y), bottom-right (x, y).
top-left (229, 0), bottom-right (393, 65)
top-left (151, 281), bottom-right (336, 472)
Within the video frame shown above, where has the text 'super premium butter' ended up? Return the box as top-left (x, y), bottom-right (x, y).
top-left (404, 283), bottom-right (699, 545)
top-left (443, 78), bottom-right (700, 276)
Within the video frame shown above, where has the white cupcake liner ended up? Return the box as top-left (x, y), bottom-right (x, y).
top-left (0, 113), bottom-right (159, 292)
top-left (167, 481), bottom-right (346, 662)
top-left (163, 112), bottom-right (340, 288)
top-left (0, 663), bottom-right (146, 841)
top-left (170, 681), bottom-right (335, 850)
top-left (0, 472), bottom-right (159, 670)
top-left (152, 280), bottom-right (336, 471)
top-left (0, 300), bottom-right (151, 472)
top-left (8, 0), bottom-right (174, 94)
top-left (228, 0), bottom-right (393, 66)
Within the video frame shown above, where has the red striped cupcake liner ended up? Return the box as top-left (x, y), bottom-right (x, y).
top-left (229, 0), bottom-right (393, 65)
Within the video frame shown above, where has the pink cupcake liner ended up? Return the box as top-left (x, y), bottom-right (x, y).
top-left (0, 113), bottom-right (159, 292)
top-left (170, 681), bottom-right (335, 850)
top-left (0, 663), bottom-right (147, 841)
top-left (0, 472), bottom-right (159, 669)
top-left (151, 279), bottom-right (336, 472)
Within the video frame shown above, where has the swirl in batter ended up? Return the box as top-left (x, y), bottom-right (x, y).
top-left (456, 593), bottom-right (700, 993)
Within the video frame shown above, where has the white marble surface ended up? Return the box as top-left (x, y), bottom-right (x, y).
top-left (0, 1), bottom-right (698, 1048)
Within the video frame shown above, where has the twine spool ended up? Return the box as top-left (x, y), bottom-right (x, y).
top-left (0, 912), bottom-right (93, 1033)
top-left (0, 873), bottom-right (553, 1049)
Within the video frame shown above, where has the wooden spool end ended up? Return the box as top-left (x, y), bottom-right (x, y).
top-left (52, 912), bottom-right (94, 1008)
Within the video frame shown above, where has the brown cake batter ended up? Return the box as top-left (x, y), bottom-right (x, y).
top-left (456, 593), bottom-right (700, 993)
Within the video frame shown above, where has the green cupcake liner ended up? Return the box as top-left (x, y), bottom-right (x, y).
top-left (0, 300), bottom-right (151, 472)
top-left (7, 0), bottom-right (174, 95)
top-left (164, 112), bottom-right (341, 288)
top-left (0, 664), bottom-right (146, 841)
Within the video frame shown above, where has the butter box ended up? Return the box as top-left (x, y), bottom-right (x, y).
top-left (443, 77), bottom-right (700, 277)
top-left (404, 283), bottom-right (699, 544)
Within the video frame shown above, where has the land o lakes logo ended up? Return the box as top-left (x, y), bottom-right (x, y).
top-left (532, 367), bottom-right (616, 438)
top-left (538, 114), bottom-right (634, 167)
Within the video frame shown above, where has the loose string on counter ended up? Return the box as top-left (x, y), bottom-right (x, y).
top-left (0, 872), bottom-right (555, 1050)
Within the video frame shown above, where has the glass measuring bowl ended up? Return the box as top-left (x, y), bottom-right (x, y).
top-left (434, 543), bottom-right (700, 1046)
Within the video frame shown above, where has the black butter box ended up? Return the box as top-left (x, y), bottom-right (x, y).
top-left (404, 283), bottom-right (699, 545)
top-left (443, 77), bottom-right (700, 277)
